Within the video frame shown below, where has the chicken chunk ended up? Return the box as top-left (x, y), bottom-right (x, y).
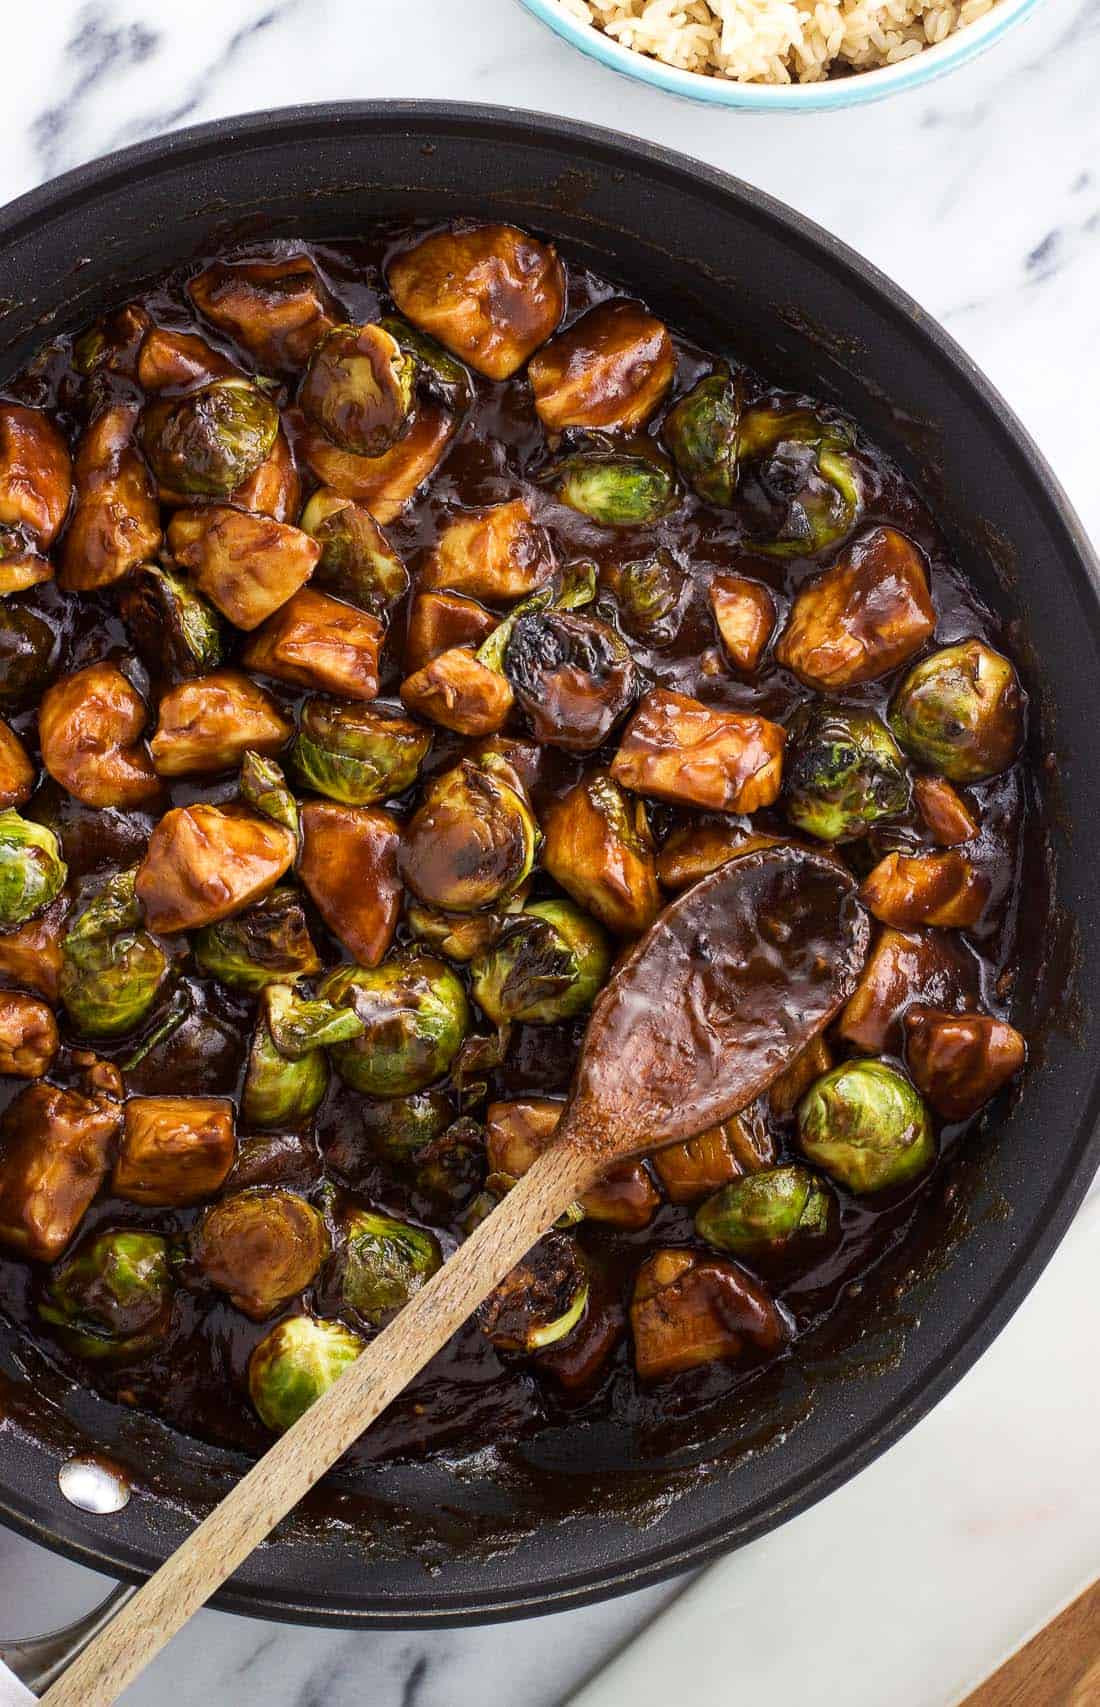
top-left (168, 506), bottom-right (320, 631)
top-left (419, 499), bottom-right (552, 603)
top-left (135, 803), bottom-right (295, 933)
top-left (528, 300), bottom-right (675, 433)
top-left (775, 526), bottom-right (934, 690)
top-left (149, 669), bottom-right (292, 777)
top-left (298, 801), bottom-right (401, 968)
top-left (611, 688), bottom-right (785, 813)
top-left (905, 1005), bottom-right (1026, 1121)
top-left (242, 588), bottom-right (383, 700)
top-left (112, 1096), bottom-right (236, 1207)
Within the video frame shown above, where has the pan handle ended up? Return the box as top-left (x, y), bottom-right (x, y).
top-left (0, 1585), bottom-right (138, 1695)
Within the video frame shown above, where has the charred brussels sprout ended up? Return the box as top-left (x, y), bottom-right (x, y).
top-left (504, 611), bottom-right (637, 752)
top-left (470, 899), bottom-right (612, 1026)
top-left (0, 604), bottom-right (57, 707)
top-left (195, 1188), bottom-right (330, 1318)
top-left (663, 370), bottom-right (741, 506)
top-left (797, 1060), bottom-right (934, 1195)
top-left (695, 1166), bottom-right (834, 1261)
top-left (478, 1231), bottom-right (588, 1354)
top-left (414, 1116), bottom-right (486, 1206)
top-left (39, 1229), bottom-right (173, 1361)
top-left (0, 812), bottom-right (67, 929)
top-left (60, 872), bottom-right (170, 1038)
top-left (291, 698), bottom-right (431, 805)
top-left (784, 706), bottom-right (910, 842)
top-left (738, 405), bottom-right (860, 556)
top-left (889, 640), bottom-right (1026, 782)
top-left (400, 759), bottom-right (539, 914)
top-left (120, 564), bottom-right (224, 680)
top-left (547, 444), bottom-right (678, 528)
top-left (142, 378), bottom-right (279, 497)
top-left (300, 488), bottom-right (409, 618)
top-left (194, 889), bottom-right (320, 993)
top-left (330, 1208), bottom-right (442, 1326)
top-left (300, 323), bottom-right (417, 457)
top-left (248, 1315), bottom-right (365, 1434)
top-left (321, 954), bottom-right (469, 1097)
top-left (241, 1018), bottom-right (330, 1130)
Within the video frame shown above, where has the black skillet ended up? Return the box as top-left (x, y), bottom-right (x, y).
top-left (0, 101), bottom-right (1097, 1631)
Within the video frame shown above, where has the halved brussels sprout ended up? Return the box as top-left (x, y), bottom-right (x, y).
top-left (611, 688), bottom-right (785, 815)
top-left (329, 1207), bottom-right (442, 1326)
top-left (142, 378), bottom-right (280, 497)
top-left (39, 1229), bottom-right (173, 1361)
top-left (475, 558), bottom-right (596, 676)
top-left (378, 314), bottom-right (476, 411)
top-left (0, 603), bottom-right (58, 708)
top-left (300, 487), bottom-right (410, 618)
top-left (470, 898), bottom-right (612, 1026)
top-left (239, 750), bottom-right (300, 848)
top-left (695, 1166), bottom-right (835, 1261)
top-left (737, 404), bottom-right (861, 556)
top-left (290, 697), bottom-right (431, 805)
top-left (60, 870), bottom-right (170, 1037)
top-left (39, 662), bottom-right (161, 809)
top-left (0, 811), bottom-right (67, 929)
top-left (889, 639), bottom-right (1026, 782)
top-left (546, 443), bottom-right (678, 528)
top-left (478, 1231), bottom-right (588, 1354)
top-left (797, 1059), bottom-right (934, 1194)
top-left (194, 1188), bottom-right (330, 1318)
top-left (149, 670), bottom-right (293, 778)
top-left (387, 223), bottom-right (565, 381)
top-left (400, 759), bottom-right (539, 914)
top-left (604, 551), bottom-right (687, 647)
top-left (630, 1248), bottom-right (786, 1380)
top-left (298, 800), bottom-right (401, 969)
top-left (528, 300), bottom-right (675, 433)
top-left (321, 953), bottom-right (469, 1097)
top-left (663, 370), bottom-right (741, 506)
top-left (135, 803), bottom-right (295, 934)
top-left (241, 1018), bottom-right (330, 1131)
top-left (355, 1090), bottom-right (453, 1167)
top-left (542, 770), bottom-right (659, 936)
top-left (783, 705), bottom-right (909, 842)
top-left (194, 888), bottom-right (320, 993)
top-left (0, 991), bottom-right (59, 1078)
top-left (119, 564), bottom-right (225, 681)
top-left (413, 1116), bottom-right (487, 1206)
top-left (503, 609), bottom-right (638, 752)
top-left (300, 323), bottom-right (417, 457)
top-left (405, 902), bottom-right (512, 965)
top-left (248, 1314), bottom-right (365, 1434)
top-left (112, 1094), bottom-right (236, 1207)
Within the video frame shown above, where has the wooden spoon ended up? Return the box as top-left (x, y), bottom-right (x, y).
top-left (41, 844), bottom-right (869, 1707)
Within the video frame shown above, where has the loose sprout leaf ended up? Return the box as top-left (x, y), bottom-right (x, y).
top-left (263, 984), bottom-right (366, 1059)
top-left (240, 750), bottom-right (301, 849)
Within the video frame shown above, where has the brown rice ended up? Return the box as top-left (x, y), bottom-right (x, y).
top-left (552, 0), bottom-right (998, 83)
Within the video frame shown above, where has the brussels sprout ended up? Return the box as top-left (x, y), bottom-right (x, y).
top-left (39, 1229), bottom-right (173, 1361)
top-left (401, 759), bottom-right (539, 915)
top-left (414, 1117), bottom-right (487, 1205)
top-left (546, 444), bottom-right (678, 528)
top-left (358, 1090), bottom-right (452, 1165)
top-left (606, 551), bottom-right (687, 646)
top-left (290, 698), bottom-right (431, 805)
top-left (240, 750), bottom-right (300, 848)
top-left (503, 610), bottom-right (638, 752)
top-left (248, 1315), bottom-right (365, 1434)
top-left (242, 1019), bottom-right (329, 1130)
top-left (195, 1188), bottom-right (329, 1318)
top-left (738, 405), bottom-right (860, 556)
top-left (263, 983), bottom-right (365, 1058)
top-left (889, 640), bottom-right (1026, 783)
top-left (783, 706), bottom-right (910, 842)
top-left (300, 323), bottom-right (417, 457)
top-left (378, 314), bottom-right (475, 411)
top-left (470, 899), bottom-right (612, 1027)
top-left (142, 377), bottom-right (279, 497)
top-left (797, 1059), bottom-right (934, 1195)
top-left (0, 811), bottom-right (68, 929)
top-left (694, 1166), bottom-right (835, 1261)
top-left (194, 888), bottom-right (320, 993)
top-left (330, 1208), bottom-right (442, 1326)
top-left (321, 953), bottom-right (469, 1097)
top-left (405, 902), bottom-right (511, 964)
top-left (478, 1231), bottom-right (588, 1354)
top-left (300, 488), bottom-right (410, 618)
top-left (475, 560), bottom-right (596, 676)
top-left (663, 370), bottom-right (741, 506)
top-left (119, 564), bottom-right (224, 681)
top-left (0, 604), bottom-right (57, 707)
top-left (60, 923), bottom-right (170, 1038)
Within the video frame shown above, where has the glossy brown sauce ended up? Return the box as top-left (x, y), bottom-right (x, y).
top-left (0, 229), bottom-right (1035, 1467)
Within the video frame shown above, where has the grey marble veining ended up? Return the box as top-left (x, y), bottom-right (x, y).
top-left (0, 0), bottom-right (1097, 1700)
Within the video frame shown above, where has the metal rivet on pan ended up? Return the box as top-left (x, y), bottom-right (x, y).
top-left (58, 1455), bottom-right (131, 1514)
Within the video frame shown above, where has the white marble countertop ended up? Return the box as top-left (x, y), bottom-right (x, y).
top-left (0, 0), bottom-right (1097, 1701)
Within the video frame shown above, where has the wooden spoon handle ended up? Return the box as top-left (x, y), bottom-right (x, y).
top-left (40, 1139), bottom-right (591, 1707)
